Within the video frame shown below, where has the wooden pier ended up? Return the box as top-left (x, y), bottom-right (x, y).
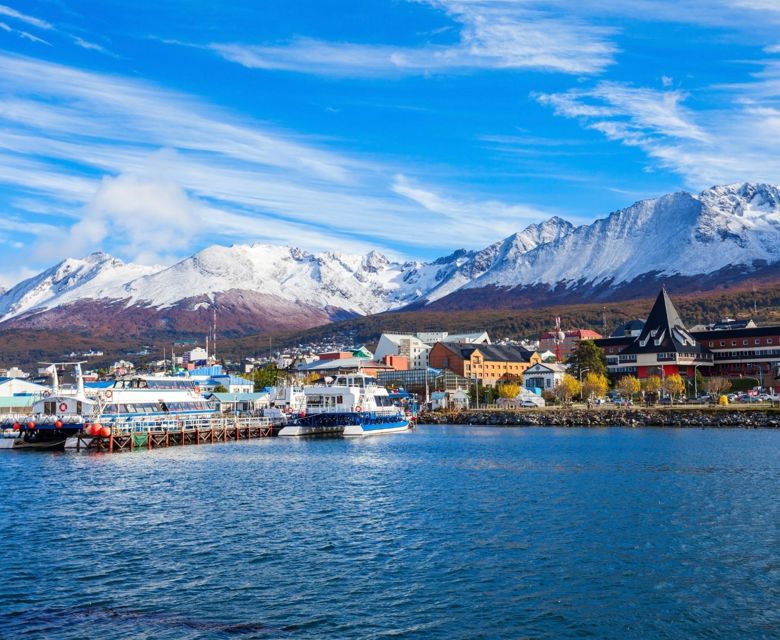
top-left (66, 416), bottom-right (280, 453)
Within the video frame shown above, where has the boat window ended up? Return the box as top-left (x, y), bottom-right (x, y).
top-left (44, 401), bottom-right (56, 415)
top-left (76, 401), bottom-right (82, 414)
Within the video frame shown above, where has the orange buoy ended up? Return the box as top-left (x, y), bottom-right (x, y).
top-left (55, 420), bottom-right (63, 429)
top-left (100, 426), bottom-right (111, 438)
top-left (91, 423), bottom-right (102, 436)
top-left (27, 421), bottom-right (35, 430)
top-left (12, 422), bottom-right (19, 431)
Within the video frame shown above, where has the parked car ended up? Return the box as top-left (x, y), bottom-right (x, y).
top-left (613, 398), bottom-right (633, 407)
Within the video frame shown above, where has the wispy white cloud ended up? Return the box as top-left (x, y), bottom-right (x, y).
top-left (0, 53), bottom-right (556, 279)
top-left (536, 70), bottom-right (780, 187)
top-left (18, 30), bottom-right (51, 46)
top-left (71, 35), bottom-right (112, 55)
top-left (392, 174), bottom-right (567, 242)
top-left (0, 3), bottom-right (52, 30)
top-left (209, 0), bottom-right (617, 76)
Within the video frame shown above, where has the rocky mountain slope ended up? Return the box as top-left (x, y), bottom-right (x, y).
top-left (1, 183), bottom-right (778, 337)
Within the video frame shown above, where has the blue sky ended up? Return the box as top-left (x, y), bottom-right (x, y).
top-left (1, 0), bottom-right (780, 286)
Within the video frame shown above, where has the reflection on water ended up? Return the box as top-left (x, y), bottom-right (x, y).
top-left (1, 426), bottom-right (779, 639)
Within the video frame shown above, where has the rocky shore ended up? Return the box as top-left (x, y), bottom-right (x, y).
top-left (418, 408), bottom-right (780, 428)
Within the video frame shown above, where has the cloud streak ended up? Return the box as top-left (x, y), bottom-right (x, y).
top-left (0, 53), bottom-right (554, 282)
top-left (536, 69), bottom-right (780, 187)
top-left (210, 1), bottom-right (617, 76)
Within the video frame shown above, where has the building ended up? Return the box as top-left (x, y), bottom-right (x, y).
top-left (694, 325), bottom-right (780, 383)
top-left (376, 367), bottom-right (470, 393)
top-left (596, 289), bottom-right (713, 380)
top-left (430, 389), bottom-right (470, 411)
top-left (522, 363), bottom-right (567, 392)
top-left (183, 347), bottom-right (208, 366)
top-left (428, 343), bottom-right (541, 386)
top-left (0, 377), bottom-right (49, 397)
top-left (210, 374), bottom-right (254, 394)
top-left (539, 329), bottom-right (603, 361)
top-left (374, 333), bottom-right (432, 369)
top-left (296, 356), bottom-right (395, 378)
top-left (416, 331), bottom-right (490, 345)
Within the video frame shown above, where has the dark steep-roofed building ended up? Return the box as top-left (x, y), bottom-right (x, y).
top-left (596, 289), bottom-right (713, 379)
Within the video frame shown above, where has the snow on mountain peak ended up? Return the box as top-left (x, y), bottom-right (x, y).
top-left (0, 183), bottom-right (779, 325)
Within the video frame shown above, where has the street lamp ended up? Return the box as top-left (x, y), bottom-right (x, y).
top-left (578, 367), bottom-right (590, 402)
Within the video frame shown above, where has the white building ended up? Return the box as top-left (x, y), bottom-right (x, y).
top-left (522, 363), bottom-right (567, 392)
top-left (0, 377), bottom-right (49, 397)
top-left (374, 333), bottom-right (432, 369)
top-left (430, 389), bottom-right (470, 411)
top-left (184, 347), bottom-right (208, 364)
top-left (416, 331), bottom-right (490, 345)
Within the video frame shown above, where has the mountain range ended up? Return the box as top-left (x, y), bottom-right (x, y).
top-left (1, 182), bottom-right (779, 338)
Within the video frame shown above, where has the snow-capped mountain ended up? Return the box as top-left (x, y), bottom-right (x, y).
top-left (0, 183), bottom-right (778, 336)
top-left (460, 183), bottom-right (780, 291)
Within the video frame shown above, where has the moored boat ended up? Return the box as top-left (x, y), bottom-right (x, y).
top-left (278, 373), bottom-right (412, 437)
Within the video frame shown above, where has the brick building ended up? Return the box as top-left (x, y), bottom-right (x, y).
top-left (428, 342), bottom-right (541, 386)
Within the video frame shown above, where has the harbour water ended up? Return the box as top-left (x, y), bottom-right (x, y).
top-left (1, 425), bottom-right (779, 639)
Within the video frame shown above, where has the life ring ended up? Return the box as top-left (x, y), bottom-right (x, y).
top-left (194, 386), bottom-right (201, 394)
top-left (355, 405), bottom-right (363, 412)
top-left (59, 402), bottom-right (68, 412)
top-left (105, 389), bottom-right (113, 399)
top-left (43, 390), bottom-right (51, 397)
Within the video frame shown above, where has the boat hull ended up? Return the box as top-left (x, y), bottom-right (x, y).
top-left (278, 424), bottom-right (345, 437)
top-left (343, 417), bottom-right (411, 437)
top-left (278, 412), bottom-right (358, 437)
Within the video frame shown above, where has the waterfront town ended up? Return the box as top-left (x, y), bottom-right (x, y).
top-left (1, 289), bottom-right (778, 422)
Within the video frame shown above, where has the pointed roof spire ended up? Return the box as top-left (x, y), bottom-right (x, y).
top-left (622, 289), bottom-right (707, 355)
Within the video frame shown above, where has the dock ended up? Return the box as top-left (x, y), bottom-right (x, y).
top-left (1, 415), bottom-right (282, 453)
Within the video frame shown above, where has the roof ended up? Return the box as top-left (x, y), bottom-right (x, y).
top-left (296, 357), bottom-right (394, 371)
top-left (0, 377), bottom-right (48, 389)
top-left (524, 363), bottom-right (567, 374)
top-left (86, 381), bottom-right (114, 389)
top-left (189, 365), bottom-right (224, 377)
top-left (692, 325), bottom-right (780, 340)
top-left (610, 320), bottom-right (645, 337)
top-left (446, 331), bottom-right (491, 343)
top-left (212, 374), bottom-right (253, 386)
top-left (439, 342), bottom-right (536, 363)
top-left (620, 289), bottom-right (708, 356)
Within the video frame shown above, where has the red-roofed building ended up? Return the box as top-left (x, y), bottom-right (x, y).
top-left (539, 329), bottom-right (602, 362)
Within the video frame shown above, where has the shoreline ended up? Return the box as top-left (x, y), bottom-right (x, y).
top-left (418, 407), bottom-right (780, 428)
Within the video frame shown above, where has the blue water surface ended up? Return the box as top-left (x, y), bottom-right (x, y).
top-left (1, 425), bottom-right (779, 639)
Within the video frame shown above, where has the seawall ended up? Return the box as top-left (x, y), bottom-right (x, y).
top-left (418, 408), bottom-right (780, 428)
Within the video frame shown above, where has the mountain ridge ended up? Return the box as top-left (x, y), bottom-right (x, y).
top-left (1, 182), bottom-right (779, 337)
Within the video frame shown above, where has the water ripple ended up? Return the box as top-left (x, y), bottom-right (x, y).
top-left (1, 427), bottom-right (779, 638)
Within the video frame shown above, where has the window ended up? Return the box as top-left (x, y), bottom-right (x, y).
top-left (719, 341), bottom-right (725, 346)
top-left (709, 341), bottom-right (714, 347)
top-left (743, 340), bottom-right (749, 346)
top-left (755, 339), bottom-right (761, 345)
top-left (769, 339), bottom-right (774, 345)
top-left (731, 341), bottom-right (737, 346)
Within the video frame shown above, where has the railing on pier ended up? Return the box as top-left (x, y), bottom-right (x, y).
top-left (71, 414), bottom-right (278, 454)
